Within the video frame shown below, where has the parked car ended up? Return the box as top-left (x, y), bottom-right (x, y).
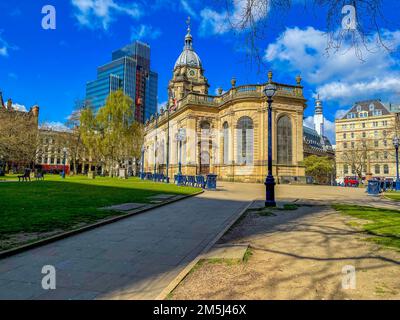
top-left (344, 176), bottom-right (359, 187)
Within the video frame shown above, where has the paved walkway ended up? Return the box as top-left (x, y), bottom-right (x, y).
top-left (172, 204), bottom-right (400, 299)
top-left (0, 183), bottom-right (255, 300)
top-left (0, 183), bottom-right (396, 299)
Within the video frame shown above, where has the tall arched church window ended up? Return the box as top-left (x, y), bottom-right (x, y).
top-left (223, 122), bottom-right (229, 165)
top-left (277, 116), bottom-right (292, 164)
top-left (236, 117), bottom-right (254, 165)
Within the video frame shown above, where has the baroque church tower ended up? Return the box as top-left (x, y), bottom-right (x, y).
top-left (168, 18), bottom-right (209, 103)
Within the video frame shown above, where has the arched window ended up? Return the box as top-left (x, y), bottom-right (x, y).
top-left (384, 164), bottom-right (389, 174)
top-left (199, 121), bottom-right (211, 174)
top-left (277, 116), bottom-right (292, 164)
top-left (236, 116), bottom-right (253, 165)
top-left (223, 122), bottom-right (229, 165)
top-left (200, 121), bottom-right (210, 132)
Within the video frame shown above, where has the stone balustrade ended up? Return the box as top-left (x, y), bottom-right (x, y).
top-left (145, 82), bottom-right (304, 127)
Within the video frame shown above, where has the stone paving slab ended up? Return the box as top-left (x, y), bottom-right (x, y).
top-left (203, 244), bottom-right (249, 261)
top-left (148, 194), bottom-right (177, 200)
top-left (102, 203), bottom-right (145, 212)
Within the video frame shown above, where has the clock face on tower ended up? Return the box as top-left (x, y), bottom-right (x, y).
top-left (188, 69), bottom-right (196, 77)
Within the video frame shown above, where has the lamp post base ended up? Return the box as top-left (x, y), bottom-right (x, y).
top-left (264, 175), bottom-right (276, 207)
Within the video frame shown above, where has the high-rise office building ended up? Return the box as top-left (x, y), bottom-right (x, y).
top-left (86, 41), bottom-right (158, 123)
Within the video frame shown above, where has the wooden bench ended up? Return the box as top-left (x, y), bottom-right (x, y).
top-left (18, 169), bottom-right (31, 182)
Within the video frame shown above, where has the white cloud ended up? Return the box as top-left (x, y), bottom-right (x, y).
top-left (335, 109), bottom-right (349, 120)
top-left (131, 24), bottom-right (161, 41)
top-left (200, 0), bottom-right (269, 36)
top-left (11, 103), bottom-right (27, 112)
top-left (71, 0), bottom-right (142, 30)
top-left (0, 31), bottom-right (17, 57)
top-left (265, 27), bottom-right (400, 105)
top-left (0, 47), bottom-right (7, 56)
top-left (180, 0), bottom-right (196, 17)
top-left (40, 121), bottom-right (70, 132)
top-left (316, 77), bottom-right (400, 103)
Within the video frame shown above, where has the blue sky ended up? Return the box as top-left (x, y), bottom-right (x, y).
top-left (1, 0), bottom-right (400, 143)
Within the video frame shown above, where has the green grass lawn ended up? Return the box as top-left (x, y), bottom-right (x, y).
top-left (333, 204), bottom-right (400, 250)
top-left (384, 192), bottom-right (400, 201)
top-left (0, 174), bottom-right (199, 241)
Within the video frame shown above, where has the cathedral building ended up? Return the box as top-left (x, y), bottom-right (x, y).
top-left (143, 24), bottom-right (308, 183)
top-left (303, 96), bottom-right (334, 159)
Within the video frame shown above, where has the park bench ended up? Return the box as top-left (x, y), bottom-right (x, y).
top-left (18, 169), bottom-right (31, 182)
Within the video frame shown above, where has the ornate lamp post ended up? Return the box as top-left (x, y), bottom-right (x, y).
top-left (393, 136), bottom-right (400, 191)
top-left (263, 71), bottom-right (277, 207)
top-left (140, 145), bottom-right (145, 179)
top-left (153, 114), bottom-right (158, 181)
top-left (165, 89), bottom-right (173, 183)
top-left (62, 147), bottom-right (67, 179)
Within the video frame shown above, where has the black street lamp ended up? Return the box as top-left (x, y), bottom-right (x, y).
top-left (140, 145), bottom-right (145, 179)
top-left (263, 71), bottom-right (277, 207)
top-left (393, 136), bottom-right (400, 191)
top-left (165, 89), bottom-right (172, 184)
top-left (62, 147), bottom-right (67, 179)
top-left (153, 114), bottom-right (158, 181)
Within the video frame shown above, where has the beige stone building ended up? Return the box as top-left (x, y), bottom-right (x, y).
top-left (335, 100), bottom-right (400, 182)
top-left (143, 25), bottom-right (307, 183)
top-left (36, 128), bottom-right (72, 173)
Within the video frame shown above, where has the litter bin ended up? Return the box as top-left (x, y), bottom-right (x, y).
top-left (367, 180), bottom-right (380, 196)
top-left (206, 174), bottom-right (218, 190)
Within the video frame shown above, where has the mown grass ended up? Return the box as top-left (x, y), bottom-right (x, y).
top-left (0, 174), bottom-right (199, 237)
top-left (385, 192), bottom-right (400, 202)
top-left (332, 204), bottom-right (400, 250)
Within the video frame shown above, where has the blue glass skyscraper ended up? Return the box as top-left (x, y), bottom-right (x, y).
top-left (86, 41), bottom-right (158, 123)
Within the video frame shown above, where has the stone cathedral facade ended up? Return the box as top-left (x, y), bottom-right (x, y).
top-left (143, 25), bottom-right (308, 183)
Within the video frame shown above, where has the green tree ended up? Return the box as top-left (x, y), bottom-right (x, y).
top-left (80, 90), bottom-right (143, 177)
top-left (304, 155), bottom-right (335, 185)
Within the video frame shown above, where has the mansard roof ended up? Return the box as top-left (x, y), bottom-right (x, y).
top-left (340, 99), bottom-right (390, 120)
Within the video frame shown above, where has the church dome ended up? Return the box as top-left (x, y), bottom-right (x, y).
top-left (174, 23), bottom-right (202, 69)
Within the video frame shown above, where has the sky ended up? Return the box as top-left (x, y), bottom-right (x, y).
top-left (1, 0), bottom-right (400, 143)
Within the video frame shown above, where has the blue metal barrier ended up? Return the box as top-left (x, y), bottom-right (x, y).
top-left (206, 174), bottom-right (218, 190)
top-left (367, 180), bottom-right (380, 196)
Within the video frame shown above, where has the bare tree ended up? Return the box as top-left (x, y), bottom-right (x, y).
top-left (218, 0), bottom-right (397, 66)
top-left (0, 109), bottom-right (39, 172)
top-left (341, 137), bottom-right (372, 180)
top-left (65, 99), bottom-right (89, 175)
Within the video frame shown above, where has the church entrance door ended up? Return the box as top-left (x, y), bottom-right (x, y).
top-left (199, 151), bottom-right (210, 175)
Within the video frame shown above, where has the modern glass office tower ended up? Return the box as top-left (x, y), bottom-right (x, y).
top-left (86, 41), bottom-right (158, 123)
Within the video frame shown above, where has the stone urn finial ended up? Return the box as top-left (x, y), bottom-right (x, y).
top-left (268, 70), bottom-right (273, 83)
top-left (231, 77), bottom-right (236, 87)
top-left (217, 87), bottom-right (223, 95)
top-left (296, 74), bottom-right (302, 85)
